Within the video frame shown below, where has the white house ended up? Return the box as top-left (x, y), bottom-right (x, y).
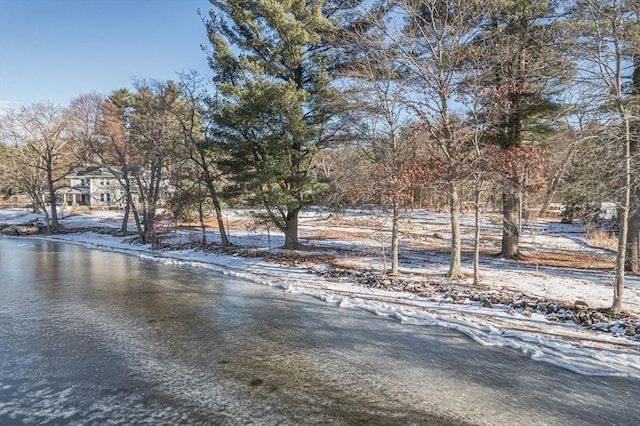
top-left (57, 166), bottom-right (129, 209)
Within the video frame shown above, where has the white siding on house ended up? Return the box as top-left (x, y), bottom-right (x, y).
top-left (65, 167), bottom-right (127, 209)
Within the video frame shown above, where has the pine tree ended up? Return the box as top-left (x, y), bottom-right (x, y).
top-left (204, 0), bottom-right (355, 249)
top-left (477, 0), bottom-right (574, 259)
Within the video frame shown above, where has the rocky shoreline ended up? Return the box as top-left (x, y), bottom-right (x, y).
top-left (155, 240), bottom-right (640, 341)
top-left (316, 266), bottom-right (640, 340)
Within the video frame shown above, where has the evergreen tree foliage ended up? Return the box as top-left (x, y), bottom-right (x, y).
top-left (475, 0), bottom-right (575, 258)
top-left (204, 0), bottom-right (358, 249)
top-left (480, 0), bottom-right (572, 149)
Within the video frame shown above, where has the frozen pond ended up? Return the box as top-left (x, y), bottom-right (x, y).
top-left (0, 237), bottom-right (639, 425)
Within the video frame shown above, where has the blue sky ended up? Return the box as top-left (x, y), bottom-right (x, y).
top-left (0, 0), bottom-right (213, 108)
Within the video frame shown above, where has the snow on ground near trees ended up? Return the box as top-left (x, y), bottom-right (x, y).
top-left (2, 207), bottom-right (640, 379)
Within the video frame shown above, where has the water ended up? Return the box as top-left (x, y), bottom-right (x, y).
top-left (0, 237), bottom-right (639, 425)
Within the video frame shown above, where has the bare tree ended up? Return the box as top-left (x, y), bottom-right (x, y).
top-left (127, 81), bottom-right (189, 243)
top-left (392, 0), bottom-right (490, 277)
top-left (0, 142), bottom-right (47, 212)
top-left (572, 0), bottom-right (640, 313)
top-left (342, 8), bottom-right (429, 275)
top-left (71, 91), bottom-right (145, 236)
top-left (0, 103), bottom-right (75, 231)
top-left (166, 72), bottom-right (231, 249)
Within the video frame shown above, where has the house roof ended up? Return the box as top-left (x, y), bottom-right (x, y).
top-left (56, 185), bottom-right (89, 195)
top-left (67, 166), bottom-right (122, 179)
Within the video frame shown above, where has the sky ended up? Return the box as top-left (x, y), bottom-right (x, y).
top-left (0, 0), bottom-right (214, 110)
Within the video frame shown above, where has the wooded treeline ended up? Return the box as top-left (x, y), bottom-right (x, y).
top-left (1, 0), bottom-right (640, 312)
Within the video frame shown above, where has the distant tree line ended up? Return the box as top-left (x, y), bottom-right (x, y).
top-left (1, 0), bottom-right (639, 313)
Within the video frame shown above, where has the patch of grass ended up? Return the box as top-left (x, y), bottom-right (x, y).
top-left (585, 228), bottom-right (618, 251)
top-left (521, 251), bottom-right (614, 270)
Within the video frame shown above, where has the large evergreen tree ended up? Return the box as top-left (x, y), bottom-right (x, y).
top-left (478, 0), bottom-right (574, 259)
top-left (204, 0), bottom-right (356, 249)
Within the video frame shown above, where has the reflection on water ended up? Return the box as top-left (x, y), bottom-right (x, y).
top-left (0, 237), bottom-right (639, 425)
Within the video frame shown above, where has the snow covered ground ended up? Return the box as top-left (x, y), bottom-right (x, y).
top-left (2, 206), bottom-right (640, 379)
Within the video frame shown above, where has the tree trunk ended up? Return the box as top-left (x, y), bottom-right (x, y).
top-left (29, 194), bottom-right (40, 213)
top-left (120, 172), bottom-right (132, 234)
top-left (390, 202), bottom-right (399, 275)
top-left (447, 183), bottom-right (462, 278)
top-left (612, 112), bottom-right (632, 314)
top-left (500, 188), bottom-right (521, 259)
top-left (46, 156), bottom-right (60, 232)
top-left (625, 126), bottom-right (639, 273)
top-left (38, 195), bottom-right (51, 231)
top-left (205, 180), bottom-right (230, 249)
top-left (473, 185), bottom-right (481, 286)
top-left (613, 202), bottom-right (630, 313)
top-left (626, 205), bottom-right (640, 274)
top-left (142, 161), bottom-right (163, 243)
top-left (627, 29), bottom-right (640, 275)
top-left (121, 201), bottom-right (131, 234)
top-left (283, 208), bottom-right (300, 250)
top-left (144, 208), bottom-right (156, 242)
top-left (131, 206), bottom-right (144, 240)
top-left (198, 200), bottom-right (207, 246)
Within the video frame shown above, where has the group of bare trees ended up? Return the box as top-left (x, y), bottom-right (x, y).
top-left (0, 103), bottom-right (77, 232)
top-left (1, 0), bottom-right (640, 313)
top-left (0, 80), bottom-right (226, 245)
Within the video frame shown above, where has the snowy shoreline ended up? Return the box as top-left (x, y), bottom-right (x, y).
top-left (2, 207), bottom-right (640, 379)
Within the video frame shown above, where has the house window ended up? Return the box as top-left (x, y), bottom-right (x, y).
top-left (100, 193), bottom-right (111, 203)
top-left (100, 179), bottom-right (111, 186)
top-left (80, 179), bottom-right (88, 185)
